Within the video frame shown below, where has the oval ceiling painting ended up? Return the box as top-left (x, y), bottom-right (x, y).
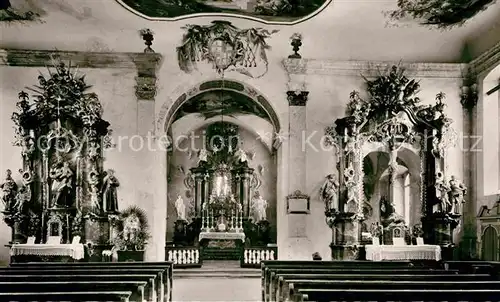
top-left (116, 0), bottom-right (332, 24)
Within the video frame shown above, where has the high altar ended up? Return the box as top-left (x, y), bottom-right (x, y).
top-left (170, 122), bottom-right (273, 261)
top-left (324, 66), bottom-right (466, 261)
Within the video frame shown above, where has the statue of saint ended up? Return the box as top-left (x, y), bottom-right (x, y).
top-left (380, 196), bottom-right (404, 227)
top-left (88, 169), bottom-right (100, 212)
top-left (252, 191), bottom-right (268, 222)
top-left (175, 194), bottom-right (186, 221)
top-left (49, 159), bottom-right (74, 208)
top-left (1, 169), bottom-right (18, 212)
top-left (102, 169), bottom-right (120, 212)
top-left (198, 148), bottom-right (209, 165)
top-left (448, 176), bottom-right (466, 215)
top-left (434, 179), bottom-right (451, 213)
top-left (320, 174), bottom-right (340, 211)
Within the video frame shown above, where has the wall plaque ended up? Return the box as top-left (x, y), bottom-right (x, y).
top-left (287, 190), bottom-right (310, 214)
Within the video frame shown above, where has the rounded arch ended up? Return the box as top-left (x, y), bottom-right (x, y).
top-left (158, 78), bottom-right (281, 136)
top-left (172, 115), bottom-right (274, 152)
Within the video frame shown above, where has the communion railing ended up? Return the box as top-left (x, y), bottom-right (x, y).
top-left (241, 246), bottom-right (278, 268)
top-left (166, 246), bottom-right (202, 268)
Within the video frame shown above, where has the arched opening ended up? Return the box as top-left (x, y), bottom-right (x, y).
top-left (362, 147), bottom-right (421, 244)
top-left (481, 226), bottom-right (498, 261)
top-left (162, 81), bottom-right (281, 263)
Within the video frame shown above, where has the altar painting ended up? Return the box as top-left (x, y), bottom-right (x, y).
top-left (118, 0), bottom-right (331, 23)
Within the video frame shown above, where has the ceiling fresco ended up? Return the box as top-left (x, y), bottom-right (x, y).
top-left (173, 90), bottom-right (270, 123)
top-left (0, 0), bottom-right (45, 22)
top-left (116, 0), bottom-right (332, 23)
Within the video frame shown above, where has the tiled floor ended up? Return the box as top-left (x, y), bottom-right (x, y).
top-left (172, 277), bottom-right (261, 301)
top-left (172, 261), bottom-right (261, 301)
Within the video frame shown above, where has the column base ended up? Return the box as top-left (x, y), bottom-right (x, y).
top-left (330, 244), bottom-right (364, 260)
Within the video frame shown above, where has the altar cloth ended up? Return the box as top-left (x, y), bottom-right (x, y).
top-left (10, 244), bottom-right (85, 260)
top-left (365, 245), bottom-right (441, 261)
top-left (199, 232), bottom-right (245, 242)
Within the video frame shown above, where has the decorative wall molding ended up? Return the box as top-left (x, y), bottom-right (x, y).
top-left (282, 59), bottom-right (467, 78)
top-left (0, 49), bottom-right (162, 71)
top-left (287, 91), bottom-right (309, 106)
top-left (469, 41), bottom-right (500, 77)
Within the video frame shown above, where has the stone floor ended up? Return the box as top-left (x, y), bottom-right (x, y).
top-left (172, 261), bottom-right (261, 301)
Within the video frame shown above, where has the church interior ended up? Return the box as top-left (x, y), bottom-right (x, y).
top-left (1, 0), bottom-right (500, 301)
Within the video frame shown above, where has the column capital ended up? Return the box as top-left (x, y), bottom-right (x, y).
top-left (287, 91), bottom-right (309, 106)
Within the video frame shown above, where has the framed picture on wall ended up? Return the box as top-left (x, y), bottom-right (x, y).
top-left (287, 190), bottom-right (310, 214)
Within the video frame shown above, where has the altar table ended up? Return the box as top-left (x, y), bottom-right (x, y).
top-left (365, 245), bottom-right (441, 261)
top-left (10, 243), bottom-right (85, 260)
top-left (199, 232), bottom-right (245, 242)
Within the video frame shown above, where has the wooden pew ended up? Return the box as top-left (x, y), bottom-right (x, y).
top-left (284, 280), bottom-right (500, 302)
top-left (0, 291), bottom-right (133, 302)
top-left (266, 267), bottom-right (457, 302)
top-left (0, 281), bottom-right (146, 302)
top-left (10, 261), bottom-right (173, 302)
top-left (294, 288), bottom-right (500, 302)
top-left (274, 273), bottom-right (496, 302)
top-left (0, 274), bottom-right (157, 301)
top-left (260, 260), bottom-right (442, 302)
top-left (0, 268), bottom-right (163, 302)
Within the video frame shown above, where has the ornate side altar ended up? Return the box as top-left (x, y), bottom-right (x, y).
top-left (324, 66), bottom-right (462, 260)
top-left (0, 62), bottom-right (123, 262)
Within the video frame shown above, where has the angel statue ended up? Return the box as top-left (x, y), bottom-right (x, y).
top-left (49, 159), bottom-right (74, 208)
top-left (252, 191), bottom-right (267, 222)
top-left (175, 194), bottom-right (186, 221)
top-left (234, 145), bottom-right (249, 164)
top-left (0, 169), bottom-right (18, 212)
top-left (448, 176), bottom-right (466, 215)
top-left (102, 169), bottom-right (120, 212)
top-left (320, 174), bottom-right (340, 212)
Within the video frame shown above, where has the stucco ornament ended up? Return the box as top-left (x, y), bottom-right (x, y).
top-left (176, 21), bottom-right (278, 78)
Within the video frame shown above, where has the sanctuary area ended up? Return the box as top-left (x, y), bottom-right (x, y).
top-left (0, 0), bottom-right (500, 301)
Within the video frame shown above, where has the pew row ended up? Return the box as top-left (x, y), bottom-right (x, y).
top-left (0, 268), bottom-right (163, 302)
top-left (0, 274), bottom-right (157, 302)
top-left (0, 291), bottom-right (133, 302)
top-left (9, 261), bottom-right (173, 302)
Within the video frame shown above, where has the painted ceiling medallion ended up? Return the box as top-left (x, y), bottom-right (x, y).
top-left (386, 0), bottom-right (496, 29)
top-left (177, 20), bottom-right (278, 78)
top-left (116, 0), bottom-right (332, 24)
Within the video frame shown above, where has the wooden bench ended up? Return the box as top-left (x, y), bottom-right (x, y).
top-left (0, 268), bottom-right (163, 302)
top-left (0, 291), bottom-right (133, 302)
top-left (265, 267), bottom-right (458, 302)
top-left (274, 273), bottom-right (497, 302)
top-left (0, 281), bottom-right (146, 301)
top-left (0, 275), bottom-right (157, 301)
top-left (10, 261), bottom-right (173, 302)
top-left (260, 260), bottom-right (443, 301)
top-left (294, 288), bottom-right (500, 302)
top-left (284, 280), bottom-right (500, 302)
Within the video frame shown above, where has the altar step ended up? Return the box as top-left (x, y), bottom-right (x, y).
top-left (174, 261), bottom-right (260, 279)
top-left (202, 247), bottom-right (240, 261)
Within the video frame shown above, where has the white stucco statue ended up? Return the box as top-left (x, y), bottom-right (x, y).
top-left (175, 194), bottom-right (186, 221)
top-left (252, 192), bottom-right (268, 222)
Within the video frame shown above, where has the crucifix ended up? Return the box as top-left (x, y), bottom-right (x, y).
top-left (486, 78), bottom-right (500, 95)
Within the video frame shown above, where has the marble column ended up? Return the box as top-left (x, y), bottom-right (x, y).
top-left (233, 166), bottom-right (255, 217)
top-left (132, 53), bottom-right (164, 261)
top-left (191, 167), bottom-right (208, 215)
top-left (285, 90), bottom-right (311, 259)
top-left (460, 80), bottom-right (479, 259)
